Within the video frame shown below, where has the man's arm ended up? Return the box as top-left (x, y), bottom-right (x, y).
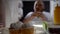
top-left (22, 12), bottom-right (40, 23)
top-left (22, 14), bottom-right (35, 24)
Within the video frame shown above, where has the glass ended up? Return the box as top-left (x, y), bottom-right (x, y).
top-left (53, 0), bottom-right (60, 25)
top-left (54, 6), bottom-right (60, 25)
top-left (21, 27), bottom-right (34, 34)
top-left (9, 27), bottom-right (34, 34)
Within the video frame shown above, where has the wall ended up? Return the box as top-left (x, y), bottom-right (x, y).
top-left (0, 0), bottom-right (5, 27)
top-left (50, 1), bottom-right (56, 18)
top-left (2, 0), bottom-right (22, 28)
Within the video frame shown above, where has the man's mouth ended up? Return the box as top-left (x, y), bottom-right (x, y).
top-left (36, 8), bottom-right (40, 11)
top-left (36, 8), bottom-right (44, 11)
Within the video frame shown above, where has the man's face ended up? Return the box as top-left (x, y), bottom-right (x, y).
top-left (35, 2), bottom-right (45, 12)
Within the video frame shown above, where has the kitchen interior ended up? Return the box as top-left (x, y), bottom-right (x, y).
top-left (0, 0), bottom-right (60, 34)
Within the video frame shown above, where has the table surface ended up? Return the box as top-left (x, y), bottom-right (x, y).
top-left (46, 22), bottom-right (60, 28)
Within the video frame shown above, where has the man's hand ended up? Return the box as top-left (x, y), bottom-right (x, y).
top-left (32, 12), bottom-right (42, 17)
top-left (32, 12), bottom-right (48, 21)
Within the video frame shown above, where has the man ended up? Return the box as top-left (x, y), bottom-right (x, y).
top-left (22, 0), bottom-right (51, 26)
